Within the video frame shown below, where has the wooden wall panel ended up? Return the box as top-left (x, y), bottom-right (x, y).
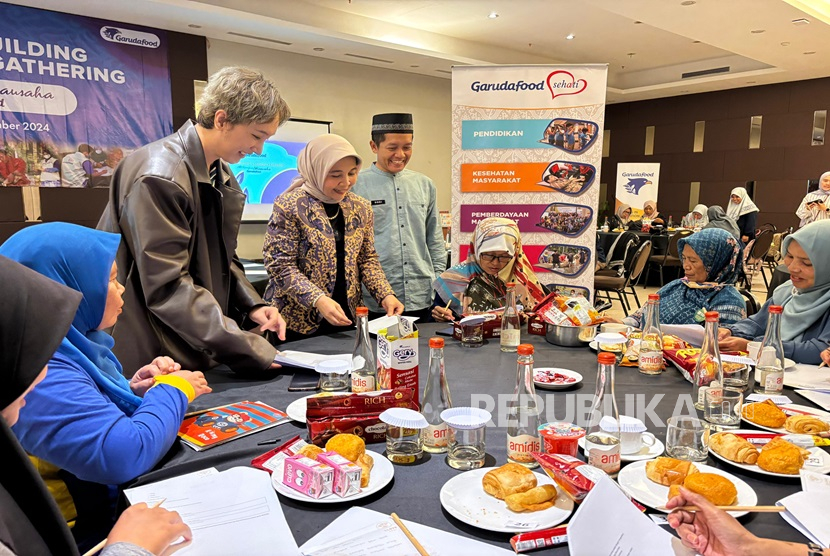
top-left (727, 82), bottom-right (791, 118)
top-left (0, 189), bottom-right (25, 222)
top-left (721, 149), bottom-right (785, 181)
top-left (782, 145), bottom-right (830, 179)
top-left (40, 188), bottom-right (110, 223)
top-left (788, 78), bottom-right (830, 113)
top-left (654, 122), bottom-right (694, 154)
top-left (701, 118), bottom-right (751, 152)
top-left (608, 127), bottom-right (647, 158)
top-left (668, 151), bottom-right (726, 182)
top-left (760, 111), bottom-right (814, 149)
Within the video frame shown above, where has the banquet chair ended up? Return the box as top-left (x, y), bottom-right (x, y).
top-left (642, 229), bottom-right (692, 288)
top-left (594, 240), bottom-right (651, 316)
top-left (741, 229), bottom-right (774, 291)
top-left (739, 288), bottom-right (760, 317)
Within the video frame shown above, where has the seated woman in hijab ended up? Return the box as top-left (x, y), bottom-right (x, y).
top-left (0, 256), bottom-right (193, 556)
top-left (681, 204), bottom-right (709, 229)
top-left (796, 171), bottom-right (830, 228)
top-left (719, 220), bottom-right (830, 364)
top-left (264, 134), bottom-right (403, 338)
top-left (726, 186), bottom-right (760, 243)
top-left (630, 200), bottom-right (664, 228)
top-left (703, 205), bottom-right (741, 240)
top-left (431, 217), bottom-right (547, 322)
top-left (0, 223), bottom-right (211, 550)
top-left (608, 228), bottom-right (746, 328)
top-left (609, 204), bottom-right (632, 230)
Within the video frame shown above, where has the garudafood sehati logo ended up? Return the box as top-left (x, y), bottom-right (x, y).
top-left (470, 70), bottom-right (588, 100)
top-left (100, 26), bottom-right (160, 49)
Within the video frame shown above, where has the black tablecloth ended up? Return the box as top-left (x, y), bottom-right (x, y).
top-left (133, 323), bottom-right (820, 554)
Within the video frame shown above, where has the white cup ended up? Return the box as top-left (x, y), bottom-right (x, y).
top-left (600, 323), bottom-right (629, 335)
top-left (747, 341), bottom-right (761, 361)
top-left (621, 430), bottom-right (657, 454)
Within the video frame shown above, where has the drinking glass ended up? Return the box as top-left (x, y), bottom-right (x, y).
top-left (665, 416), bottom-right (709, 461)
top-left (703, 387), bottom-right (743, 430)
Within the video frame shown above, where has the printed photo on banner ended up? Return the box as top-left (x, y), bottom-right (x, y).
top-left (539, 118), bottom-right (598, 154)
top-left (537, 202), bottom-right (593, 237)
top-left (615, 162), bottom-right (660, 219)
top-left (536, 244), bottom-right (591, 277)
top-left (546, 283), bottom-right (591, 301)
top-left (539, 161), bottom-right (595, 195)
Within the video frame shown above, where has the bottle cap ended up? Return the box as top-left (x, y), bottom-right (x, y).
top-left (506, 282), bottom-right (516, 287)
top-left (704, 311), bottom-right (719, 321)
top-left (769, 305), bottom-right (783, 314)
top-left (429, 337), bottom-right (444, 348)
top-left (356, 306), bottom-right (369, 316)
top-left (648, 294), bottom-right (660, 301)
top-left (517, 344), bottom-right (534, 355)
top-left (598, 352), bottom-right (616, 364)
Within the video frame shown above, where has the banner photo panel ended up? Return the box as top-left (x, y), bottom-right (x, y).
top-left (615, 162), bottom-right (661, 220)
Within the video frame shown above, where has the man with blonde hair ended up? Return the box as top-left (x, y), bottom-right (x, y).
top-left (99, 66), bottom-right (291, 374)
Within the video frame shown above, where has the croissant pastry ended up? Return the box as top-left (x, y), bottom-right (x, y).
top-left (710, 433), bottom-right (759, 464)
top-left (757, 437), bottom-right (810, 475)
top-left (356, 453), bottom-right (373, 488)
top-left (482, 463), bottom-right (537, 500)
top-left (741, 399), bottom-right (787, 428)
top-left (645, 457), bottom-right (699, 486)
top-left (505, 484), bottom-right (558, 512)
top-left (785, 415), bottom-right (830, 435)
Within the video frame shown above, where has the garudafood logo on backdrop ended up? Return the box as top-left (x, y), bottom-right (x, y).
top-left (469, 70), bottom-right (588, 101)
top-left (100, 26), bottom-right (160, 48)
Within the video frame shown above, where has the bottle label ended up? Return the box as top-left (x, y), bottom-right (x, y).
top-left (763, 370), bottom-right (783, 391)
top-left (697, 385), bottom-right (709, 406)
top-left (639, 352), bottom-right (663, 371)
top-left (507, 434), bottom-right (541, 463)
top-left (422, 423), bottom-right (449, 448)
top-left (587, 444), bottom-right (620, 474)
top-left (351, 374), bottom-right (375, 393)
top-left (501, 329), bottom-right (521, 346)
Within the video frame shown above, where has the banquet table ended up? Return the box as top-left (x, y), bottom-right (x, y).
top-left (132, 323), bottom-right (823, 554)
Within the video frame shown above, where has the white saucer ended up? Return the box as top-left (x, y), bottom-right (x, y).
top-left (578, 436), bottom-right (665, 462)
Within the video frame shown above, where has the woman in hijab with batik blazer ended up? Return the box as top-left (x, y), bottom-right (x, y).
top-left (263, 134), bottom-right (403, 337)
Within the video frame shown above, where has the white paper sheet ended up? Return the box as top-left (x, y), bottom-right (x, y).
top-left (568, 476), bottom-right (694, 556)
top-left (368, 315), bottom-right (419, 335)
top-left (746, 394), bottom-right (793, 404)
top-left (795, 389), bottom-right (830, 411)
top-left (660, 324), bottom-right (705, 347)
top-left (299, 506), bottom-right (513, 556)
top-left (801, 469), bottom-right (830, 495)
top-left (274, 350), bottom-right (352, 370)
top-left (778, 491), bottom-right (830, 548)
top-left (784, 363), bottom-right (830, 390)
top-left (125, 466), bottom-right (300, 556)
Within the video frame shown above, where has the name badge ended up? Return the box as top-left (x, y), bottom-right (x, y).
top-left (371, 200), bottom-right (386, 206)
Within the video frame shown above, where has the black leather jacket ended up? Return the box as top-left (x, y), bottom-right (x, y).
top-left (98, 121), bottom-right (276, 375)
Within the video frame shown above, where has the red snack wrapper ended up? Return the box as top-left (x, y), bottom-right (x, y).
top-left (532, 452), bottom-right (604, 502)
top-left (510, 526), bottom-right (568, 553)
top-left (251, 435), bottom-right (308, 474)
top-left (451, 312), bottom-right (502, 340)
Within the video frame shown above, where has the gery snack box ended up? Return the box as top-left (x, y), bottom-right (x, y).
top-left (282, 454), bottom-right (334, 499)
top-left (317, 451), bottom-right (362, 498)
top-left (377, 319), bottom-right (419, 403)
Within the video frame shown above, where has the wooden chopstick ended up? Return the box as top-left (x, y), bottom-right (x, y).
top-left (81, 499), bottom-right (167, 556)
top-left (391, 512), bottom-right (429, 556)
top-left (667, 505), bottom-right (785, 513)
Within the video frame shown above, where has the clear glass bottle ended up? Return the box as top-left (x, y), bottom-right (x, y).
top-left (585, 352), bottom-right (621, 477)
top-left (351, 306), bottom-right (376, 393)
top-left (601, 217), bottom-right (610, 232)
top-left (638, 293), bottom-right (664, 375)
top-left (421, 337), bottom-right (453, 453)
top-left (754, 305), bottom-right (785, 394)
top-left (507, 344), bottom-right (541, 468)
top-left (693, 311), bottom-right (723, 410)
top-left (500, 282), bottom-right (521, 352)
top-left (667, 215), bottom-right (674, 228)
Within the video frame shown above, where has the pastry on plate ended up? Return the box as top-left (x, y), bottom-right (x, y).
top-left (709, 433), bottom-right (759, 464)
top-left (741, 399), bottom-right (787, 428)
top-left (784, 414), bottom-right (830, 435)
top-left (297, 444), bottom-right (324, 460)
top-left (482, 463), bottom-right (537, 500)
top-left (325, 433), bottom-right (366, 463)
top-left (667, 473), bottom-right (737, 506)
top-left (505, 484), bottom-right (558, 512)
top-left (756, 437), bottom-right (810, 475)
top-left (645, 457), bottom-right (699, 486)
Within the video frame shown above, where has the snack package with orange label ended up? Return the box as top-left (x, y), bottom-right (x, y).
top-left (664, 347), bottom-right (745, 383)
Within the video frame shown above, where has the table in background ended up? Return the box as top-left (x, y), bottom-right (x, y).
top-left (133, 323), bottom-right (820, 554)
top-left (597, 230), bottom-right (680, 286)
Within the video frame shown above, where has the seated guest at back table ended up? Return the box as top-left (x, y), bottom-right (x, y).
top-left (681, 204), bottom-right (708, 229)
top-left (726, 186), bottom-right (759, 243)
top-left (608, 228), bottom-right (745, 328)
top-left (719, 220), bottom-right (830, 364)
top-left (0, 255), bottom-right (194, 556)
top-left (431, 217), bottom-right (547, 322)
top-left (703, 205), bottom-right (741, 240)
top-left (609, 204), bottom-right (631, 229)
top-left (796, 171), bottom-right (830, 227)
top-left (0, 223), bottom-right (210, 549)
top-left (630, 200), bottom-right (664, 228)
top-left (263, 134), bottom-right (403, 338)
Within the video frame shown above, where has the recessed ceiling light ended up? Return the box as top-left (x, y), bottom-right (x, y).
top-left (746, 81), bottom-right (757, 84)
top-left (627, 52), bottom-right (636, 57)
top-left (410, 65), bottom-right (419, 68)
top-left (680, 90), bottom-right (689, 93)
top-left (804, 51), bottom-right (817, 55)
top-left (680, 1), bottom-right (696, 5)
top-left (781, 41), bottom-right (791, 46)
top-left (188, 24), bottom-right (202, 28)
top-left (565, 34), bottom-right (575, 40)
top-left (313, 47), bottom-right (324, 51)
top-left (792, 18), bottom-right (810, 25)
top-left (488, 11), bottom-right (499, 19)
top-left (634, 20), bottom-right (643, 24)
top-left (692, 40), bottom-right (701, 43)
top-left (751, 29), bottom-right (765, 34)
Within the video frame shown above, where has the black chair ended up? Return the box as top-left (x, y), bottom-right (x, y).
top-left (739, 288), bottom-right (760, 316)
top-left (594, 240), bottom-right (652, 316)
top-left (741, 229), bottom-right (775, 291)
top-left (643, 229), bottom-right (692, 288)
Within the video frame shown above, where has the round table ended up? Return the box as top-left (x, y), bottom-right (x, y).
top-left (132, 323), bottom-right (822, 554)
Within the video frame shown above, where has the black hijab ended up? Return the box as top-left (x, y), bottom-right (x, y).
top-left (0, 255), bottom-right (82, 555)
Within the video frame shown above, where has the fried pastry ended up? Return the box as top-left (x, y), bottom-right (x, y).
top-left (741, 399), bottom-right (787, 428)
top-left (297, 444), bottom-right (324, 460)
top-left (355, 453), bottom-right (373, 488)
top-left (504, 484), bottom-right (558, 512)
top-left (645, 457), bottom-right (699, 486)
top-left (482, 463), bottom-right (537, 500)
top-left (709, 433), bottom-right (759, 464)
top-left (667, 473), bottom-right (737, 506)
top-left (757, 437), bottom-right (809, 475)
top-left (785, 415), bottom-right (830, 435)
top-left (325, 433), bottom-right (366, 463)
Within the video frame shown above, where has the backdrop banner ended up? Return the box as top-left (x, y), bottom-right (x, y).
top-left (615, 162), bottom-right (661, 220)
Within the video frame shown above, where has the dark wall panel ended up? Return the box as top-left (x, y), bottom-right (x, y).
top-left (782, 145), bottom-right (830, 180)
top-left (608, 127), bottom-right (647, 158)
top-left (40, 188), bottom-right (110, 222)
top-left (701, 118), bottom-right (751, 152)
top-left (788, 78), bottom-right (830, 113)
top-left (727, 82), bottom-right (791, 118)
top-left (168, 32), bottom-right (209, 128)
top-left (0, 189), bottom-right (25, 222)
top-left (721, 148), bottom-right (785, 181)
top-left (668, 151), bottom-right (726, 182)
top-left (654, 122), bottom-right (694, 155)
top-left (761, 111), bottom-right (813, 149)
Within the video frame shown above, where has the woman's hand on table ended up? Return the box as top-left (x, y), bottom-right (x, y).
top-left (432, 305), bottom-right (455, 322)
top-left (381, 295), bottom-right (404, 316)
top-left (821, 348), bottom-right (830, 366)
top-left (170, 370), bottom-right (212, 399)
top-left (250, 306), bottom-right (287, 341)
top-left (718, 335), bottom-right (749, 352)
top-left (106, 502), bottom-right (193, 556)
top-left (315, 296), bottom-right (352, 326)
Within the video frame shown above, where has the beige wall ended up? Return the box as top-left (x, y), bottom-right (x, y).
top-left (207, 40), bottom-right (452, 260)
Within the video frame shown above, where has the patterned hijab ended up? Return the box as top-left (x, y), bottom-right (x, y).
top-left (0, 223), bottom-right (143, 415)
top-left (433, 218), bottom-right (546, 314)
top-left (772, 220), bottom-right (830, 341)
top-left (726, 186), bottom-right (759, 219)
top-left (284, 134), bottom-right (362, 204)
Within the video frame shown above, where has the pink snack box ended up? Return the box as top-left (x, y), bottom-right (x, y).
top-left (317, 451), bottom-right (362, 498)
top-left (282, 454), bottom-right (334, 499)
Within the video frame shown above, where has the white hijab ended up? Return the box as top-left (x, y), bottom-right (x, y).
top-left (284, 134), bottom-right (362, 203)
top-left (726, 187), bottom-right (759, 219)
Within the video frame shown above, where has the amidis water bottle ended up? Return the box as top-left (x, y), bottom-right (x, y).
top-left (754, 305), bottom-right (785, 395)
top-left (500, 282), bottom-right (521, 352)
top-left (638, 293), bottom-right (664, 375)
top-left (507, 344), bottom-right (541, 468)
top-left (693, 311), bottom-right (723, 410)
top-left (585, 352), bottom-right (621, 477)
top-left (421, 337), bottom-right (453, 453)
top-left (351, 307), bottom-right (376, 393)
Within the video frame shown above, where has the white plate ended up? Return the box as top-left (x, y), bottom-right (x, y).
top-left (740, 402), bottom-right (830, 434)
top-left (708, 430), bottom-right (830, 477)
top-left (617, 460), bottom-right (757, 517)
top-left (578, 436), bottom-right (665, 462)
top-left (439, 467), bottom-right (574, 533)
top-left (271, 450), bottom-right (393, 504)
top-left (285, 391), bottom-right (389, 423)
top-left (533, 367), bottom-right (583, 390)
top-left (589, 341), bottom-right (598, 351)
top-left (785, 358), bottom-right (796, 369)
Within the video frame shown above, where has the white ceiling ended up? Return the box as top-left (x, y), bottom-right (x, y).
top-left (11, 0), bottom-right (830, 102)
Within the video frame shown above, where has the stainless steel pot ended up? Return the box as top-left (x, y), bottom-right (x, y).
top-left (544, 323), bottom-right (597, 347)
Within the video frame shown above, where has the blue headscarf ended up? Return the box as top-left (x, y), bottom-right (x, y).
top-left (772, 220), bottom-right (830, 341)
top-left (652, 228), bottom-right (746, 325)
top-left (0, 223), bottom-right (142, 415)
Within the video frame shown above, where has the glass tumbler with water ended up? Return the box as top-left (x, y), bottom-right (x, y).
top-left (441, 407), bottom-right (491, 470)
top-left (666, 416), bottom-right (709, 462)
